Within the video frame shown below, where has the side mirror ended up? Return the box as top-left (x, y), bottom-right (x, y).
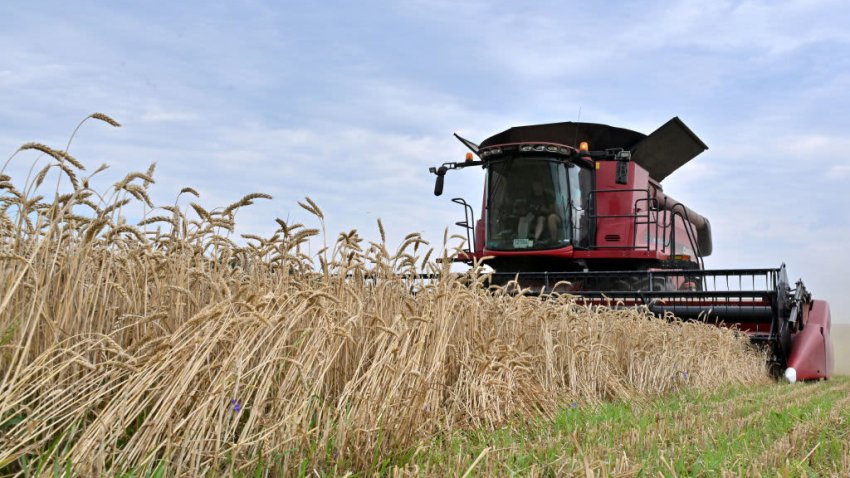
top-left (433, 166), bottom-right (448, 196)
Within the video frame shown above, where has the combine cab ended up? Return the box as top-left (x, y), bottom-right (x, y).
top-left (430, 118), bottom-right (833, 381)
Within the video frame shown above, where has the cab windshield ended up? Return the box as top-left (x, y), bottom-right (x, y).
top-left (486, 157), bottom-right (591, 250)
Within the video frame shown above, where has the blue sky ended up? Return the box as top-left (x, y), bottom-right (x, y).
top-left (2, 0), bottom-right (849, 322)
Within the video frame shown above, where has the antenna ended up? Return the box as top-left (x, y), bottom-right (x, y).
top-left (573, 106), bottom-right (582, 148)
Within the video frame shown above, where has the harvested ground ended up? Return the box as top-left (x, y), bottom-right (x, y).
top-left (399, 377), bottom-right (850, 476)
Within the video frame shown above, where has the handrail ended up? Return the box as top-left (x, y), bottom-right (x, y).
top-left (451, 197), bottom-right (476, 254)
top-left (587, 187), bottom-right (703, 264)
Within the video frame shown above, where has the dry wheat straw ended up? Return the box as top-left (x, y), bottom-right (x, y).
top-left (0, 119), bottom-right (768, 475)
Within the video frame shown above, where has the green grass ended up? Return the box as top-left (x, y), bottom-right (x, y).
top-left (392, 376), bottom-right (850, 477)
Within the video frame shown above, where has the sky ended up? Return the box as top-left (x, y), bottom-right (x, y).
top-left (1, 0), bottom-right (849, 323)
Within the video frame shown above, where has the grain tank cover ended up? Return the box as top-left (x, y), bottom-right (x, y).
top-left (478, 117), bottom-right (707, 182)
top-left (630, 117), bottom-right (708, 182)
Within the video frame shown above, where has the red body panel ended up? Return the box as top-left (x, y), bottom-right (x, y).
top-left (594, 161), bottom-right (642, 250)
top-left (476, 245), bottom-right (672, 260)
top-left (787, 300), bottom-right (833, 380)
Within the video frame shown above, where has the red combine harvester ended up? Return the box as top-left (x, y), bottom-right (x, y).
top-left (430, 117), bottom-right (833, 382)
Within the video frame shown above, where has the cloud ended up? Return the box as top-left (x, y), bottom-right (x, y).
top-left (138, 108), bottom-right (200, 123)
top-left (827, 164), bottom-right (850, 179)
top-left (0, 0), bottom-right (849, 323)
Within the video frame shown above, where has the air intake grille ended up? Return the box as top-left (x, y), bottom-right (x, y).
top-left (604, 234), bottom-right (621, 242)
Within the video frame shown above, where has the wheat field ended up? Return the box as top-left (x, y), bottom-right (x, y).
top-left (0, 115), bottom-right (770, 476)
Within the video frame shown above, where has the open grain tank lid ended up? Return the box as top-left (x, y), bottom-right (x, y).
top-left (478, 117), bottom-right (708, 182)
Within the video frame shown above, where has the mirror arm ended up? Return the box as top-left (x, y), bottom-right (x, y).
top-left (429, 160), bottom-right (483, 197)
